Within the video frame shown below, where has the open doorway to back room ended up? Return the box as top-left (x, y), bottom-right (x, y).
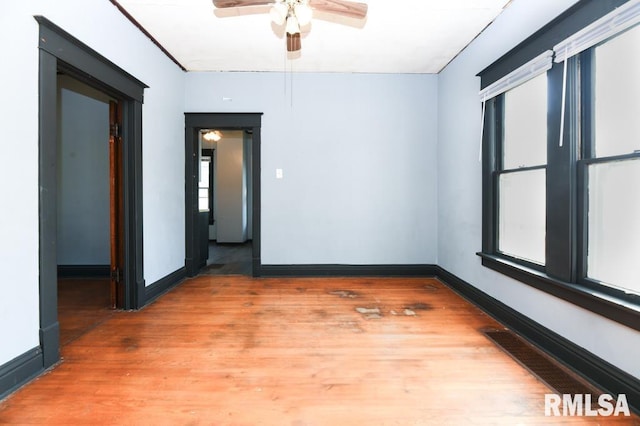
top-left (184, 113), bottom-right (262, 278)
top-left (56, 74), bottom-right (116, 345)
top-left (199, 129), bottom-right (253, 276)
top-left (37, 16), bottom-right (146, 369)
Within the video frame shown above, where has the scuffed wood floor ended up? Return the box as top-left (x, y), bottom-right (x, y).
top-left (1, 276), bottom-right (638, 425)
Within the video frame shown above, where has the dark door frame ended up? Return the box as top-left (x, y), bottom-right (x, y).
top-left (37, 16), bottom-right (147, 368)
top-left (185, 113), bottom-right (263, 277)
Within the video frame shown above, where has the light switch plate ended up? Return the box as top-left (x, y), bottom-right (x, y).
top-left (276, 168), bottom-right (283, 179)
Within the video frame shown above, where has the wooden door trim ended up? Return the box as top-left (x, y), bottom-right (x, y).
top-left (109, 101), bottom-right (125, 309)
top-left (37, 16), bottom-right (147, 369)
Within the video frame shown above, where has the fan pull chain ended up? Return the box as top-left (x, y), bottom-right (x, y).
top-left (290, 58), bottom-right (294, 108)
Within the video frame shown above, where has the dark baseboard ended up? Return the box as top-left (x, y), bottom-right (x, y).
top-left (436, 266), bottom-right (640, 415)
top-left (40, 321), bottom-right (60, 369)
top-left (252, 258), bottom-right (261, 277)
top-left (57, 265), bottom-right (110, 278)
top-left (0, 347), bottom-right (43, 401)
top-left (144, 267), bottom-right (187, 306)
top-left (259, 264), bottom-right (438, 277)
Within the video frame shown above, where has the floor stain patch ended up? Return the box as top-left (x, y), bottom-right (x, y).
top-left (356, 307), bottom-right (382, 320)
top-left (423, 283), bottom-right (439, 292)
top-left (404, 303), bottom-right (432, 311)
top-left (329, 290), bottom-right (359, 299)
top-left (312, 309), bottom-right (328, 319)
top-left (120, 337), bottom-right (139, 352)
top-left (403, 309), bottom-right (416, 316)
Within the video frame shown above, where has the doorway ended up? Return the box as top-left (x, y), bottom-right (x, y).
top-left (184, 113), bottom-right (262, 277)
top-left (56, 75), bottom-right (117, 345)
top-left (37, 17), bottom-right (146, 368)
top-left (200, 129), bottom-right (253, 275)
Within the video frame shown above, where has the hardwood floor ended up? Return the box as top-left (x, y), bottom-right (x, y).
top-left (57, 278), bottom-right (114, 346)
top-left (1, 276), bottom-right (637, 425)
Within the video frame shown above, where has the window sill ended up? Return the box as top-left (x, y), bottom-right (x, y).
top-left (477, 252), bottom-right (640, 332)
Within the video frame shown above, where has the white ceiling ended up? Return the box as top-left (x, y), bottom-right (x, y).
top-left (112, 0), bottom-right (513, 73)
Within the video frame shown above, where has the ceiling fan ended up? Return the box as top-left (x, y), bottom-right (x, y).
top-left (212, 0), bottom-right (368, 52)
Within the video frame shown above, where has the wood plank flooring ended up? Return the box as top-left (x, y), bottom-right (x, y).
top-left (1, 276), bottom-right (638, 425)
top-left (57, 278), bottom-right (114, 346)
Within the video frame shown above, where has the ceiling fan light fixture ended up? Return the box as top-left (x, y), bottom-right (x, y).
top-left (285, 15), bottom-right (300, 35)
top-left (294, 3), bottom-right (313, 26)
top-left (269, 2), bottom-right (287, 26)
top-left (213, 0), bottom-right (369, 53)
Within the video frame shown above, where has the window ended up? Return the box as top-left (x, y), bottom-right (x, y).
top-left (198, 156), bottom-right (210, 212)
top-left (583, 24), bottom-right (640, 295)
top-left (200, 149), bottom-right (215, 225)
top-left (479, 0), bottom-right (640, 331)
top-left (586, 159), bottom-right (640, 293)
top-left (498, 74), bottom-right (547, 265)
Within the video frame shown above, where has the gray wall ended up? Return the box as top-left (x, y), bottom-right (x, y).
top-left (437, 0), bottom-right (640, 379)
top-left (56, 83), bottom-right (110, 265)
top-left (215, 130), bottom-right (248, 243)
top-left (186, 72), bottom-right (439, 265)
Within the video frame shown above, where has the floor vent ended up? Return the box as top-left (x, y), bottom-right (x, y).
top-left (483, 329), bottom-right (601, 397)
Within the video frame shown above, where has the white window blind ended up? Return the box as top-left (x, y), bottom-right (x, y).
top-left (478, 50), bottom-right (553, 101)
top-left (553, 0), bottom-right (640, 63)
top-left (479, 50), bottom-right (553, 160)
top-left (554, 0), bottom-right (640, 147)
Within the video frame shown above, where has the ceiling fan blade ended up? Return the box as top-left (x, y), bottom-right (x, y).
top-left (287, 33), bottom-right (302, 52)
top-left (213, 0), bottom-right (272, 8)
top-left (309, 0), bottom-right (368, 19)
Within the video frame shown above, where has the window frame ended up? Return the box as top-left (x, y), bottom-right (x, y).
top-left (577, 47), bottom-right (640, 295)
top-left (494, 86), bottom-right (549, 269)
top-left (198, 155), bottom-right (210, 212)
top-left (478, 0), bottom-right (640, 332)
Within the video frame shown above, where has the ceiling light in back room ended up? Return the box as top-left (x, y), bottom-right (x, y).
top-left (203, 130), bottom-right (222, 142)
